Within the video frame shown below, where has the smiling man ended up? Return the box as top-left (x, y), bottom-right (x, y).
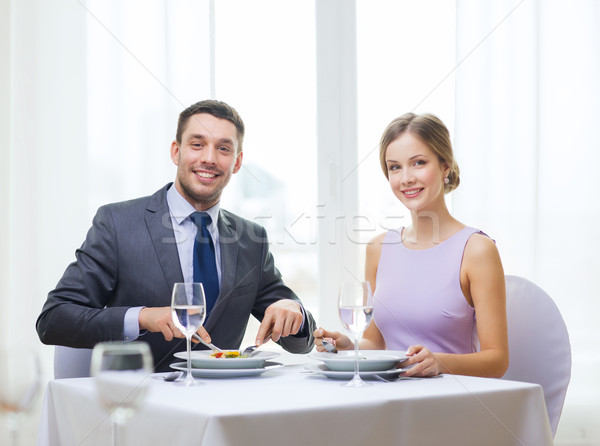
top-left (172, 111), bottom-right (242, 210)
top-left (36, 100), bottom-right (316, 372)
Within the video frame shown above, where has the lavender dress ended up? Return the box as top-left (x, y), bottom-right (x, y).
top-left (373, 226), bottom-right (482, 354)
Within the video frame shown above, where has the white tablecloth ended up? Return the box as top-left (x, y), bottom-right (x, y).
top-left (38, 357), bottom-right (553, 446)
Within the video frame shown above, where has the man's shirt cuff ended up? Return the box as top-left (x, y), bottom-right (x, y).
top-left (124, 306), bottom-right (144, 342)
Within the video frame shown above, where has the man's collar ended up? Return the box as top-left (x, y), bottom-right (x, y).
top-left (166, 183), bottom-right (220, 226)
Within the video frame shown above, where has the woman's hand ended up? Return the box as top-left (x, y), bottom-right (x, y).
top-left (401, 345), bottom-right (443, 377)
top-left (313, 327), bottom-right (354, 352)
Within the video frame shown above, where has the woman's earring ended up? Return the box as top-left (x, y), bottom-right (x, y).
top-left (444, 177), bottom-right (450, 184)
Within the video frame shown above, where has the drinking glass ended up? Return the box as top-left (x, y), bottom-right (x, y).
top-left (338, 281), bottom-right (374, 387)
top-left (171, 282), bottom-right (206, 386)
top-left (90, 341), bottom-right (153, 446)
top-left (0, 347), bottom-right (42, 446)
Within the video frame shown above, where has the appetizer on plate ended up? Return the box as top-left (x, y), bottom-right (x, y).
top-left (210, 350), bottom-right (248, 359)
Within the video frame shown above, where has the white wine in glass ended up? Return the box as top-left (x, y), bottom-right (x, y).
top-left (90, 341), bottom-right (153, 446)
top-left (0, 347), bottom-right (42, 446)
top-left (338, 281), bottom-right (374, 387)
top-left (171, 282), bottom-right (206, 386)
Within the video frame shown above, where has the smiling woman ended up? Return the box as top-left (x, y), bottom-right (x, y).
top-left (315, 112), bottom-right (509, 380)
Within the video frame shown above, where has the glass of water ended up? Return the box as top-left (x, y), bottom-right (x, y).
top-left (90, 341), bottom-right (153, 445)
top-left (171, 282), bottom-right (206, 386)
top-left (338, 281), bottom-right (374, 387)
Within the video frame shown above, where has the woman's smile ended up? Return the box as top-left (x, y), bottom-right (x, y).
top-left (401, 187), bottom-right (424, 198)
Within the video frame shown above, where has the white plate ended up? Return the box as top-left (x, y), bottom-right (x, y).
top-left (309, 350), bottom-right (408, 372)
top-left (174, 350), bottom-right (280, 369)
top-left (304, 364), bottom-right (403, 380)
top-left (170, 361), bottom-right (284, 378)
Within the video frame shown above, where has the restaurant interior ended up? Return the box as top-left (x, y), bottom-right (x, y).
top-left (1, 1), bottom-right (599, 444)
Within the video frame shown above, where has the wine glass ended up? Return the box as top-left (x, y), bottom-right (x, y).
top-left (171, 282), bottom-right (206, 386)
top-left (90, 341), bottom-right (153, 446)
top-left (338, 280), bottom-right (374, 387)
top-left (0, 347), bottom-right (42, 446)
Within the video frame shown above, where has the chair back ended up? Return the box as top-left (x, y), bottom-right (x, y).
top-left (54, 346), bottom-right (93, 379)
top-left (502, 275), bottom-right (571, 436)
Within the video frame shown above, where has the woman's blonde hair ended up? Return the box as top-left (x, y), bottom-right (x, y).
top-left (379, 112), bottom-right (460, 193)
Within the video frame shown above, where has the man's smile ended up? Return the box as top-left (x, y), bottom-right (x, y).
top-left (194, 169), bottom-right (219, 182)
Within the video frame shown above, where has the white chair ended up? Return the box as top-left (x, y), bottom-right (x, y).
top-left (54, 346), bottom-right (93, 379)
top-left (502, 275), bottom-right (571, 437)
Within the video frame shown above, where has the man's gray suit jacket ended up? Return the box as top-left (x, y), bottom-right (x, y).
top-left (37, 184), bottom-right (316, 371)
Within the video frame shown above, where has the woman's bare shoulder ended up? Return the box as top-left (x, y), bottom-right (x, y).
top-left (366, 231), bottom-right (388, 253)
top-left (464, 232), bottom-right (500, 260)
top-left (462, 231), bottom-right (504, 281)
top-left (370, 232), bottom-right (388, 244)
top-left (365, 232), bottom-right (387, 263)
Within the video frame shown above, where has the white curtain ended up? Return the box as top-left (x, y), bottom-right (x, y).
top-left (84, 0), bottom-right (213, 210)
top-left (2, 0), bottom-right (88, 353)
top-left (454, 0), bottom-right (600, 443)
top-left (2, 1), bottom-right (90, 443)
top-left (1, 0), bottom-right (212, 378)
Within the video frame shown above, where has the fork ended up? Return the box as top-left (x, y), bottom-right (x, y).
top-left (321, 339), bottom-right (337, 353)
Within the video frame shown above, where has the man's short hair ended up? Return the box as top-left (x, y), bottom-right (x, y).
top-left (176, 100), bottom-right (245, 152)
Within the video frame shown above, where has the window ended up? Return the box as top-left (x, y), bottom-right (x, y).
top-left (356, 0), bottom-right (456, 257)
top-left (214, 1), bottom-right (318, 340)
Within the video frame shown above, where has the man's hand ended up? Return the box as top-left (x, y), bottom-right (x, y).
top-left (139, 307), bottom-right (183, 341)
top-left (139, 307), bottom-right (213, 344)
top-left (192, 326), bottom-right (212, 345)
top-left (255, 299), bottom-right (303, 345)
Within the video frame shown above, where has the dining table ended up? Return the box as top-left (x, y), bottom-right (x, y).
top-left (37, 350), bottom-right (553, 446)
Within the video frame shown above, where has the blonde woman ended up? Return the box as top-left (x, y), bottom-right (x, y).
top-left (315, 113), bottom-right (508, 378)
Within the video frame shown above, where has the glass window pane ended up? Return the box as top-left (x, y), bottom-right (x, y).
top-left (356, 0), bottom-right (456, 256)
top-left (214, 1), bottom-right (318, 335)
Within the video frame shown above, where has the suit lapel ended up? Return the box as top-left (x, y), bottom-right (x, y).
top-left (204, 210), bottom-right (239, 331)
top-left (145, 185), bottom-right (184, 300)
